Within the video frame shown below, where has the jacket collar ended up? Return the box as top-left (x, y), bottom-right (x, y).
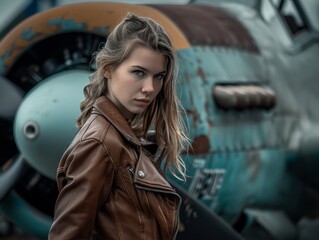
top-left (93, 96), bottom-right (141, 146)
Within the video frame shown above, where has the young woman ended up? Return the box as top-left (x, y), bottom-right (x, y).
top-left (49, 13), bottom-right (188, 240)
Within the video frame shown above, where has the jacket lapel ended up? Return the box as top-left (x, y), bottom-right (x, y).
top-left (134, 151), bottom-right (174, 192)
top-left (93, 96), bottom-right (140, 146)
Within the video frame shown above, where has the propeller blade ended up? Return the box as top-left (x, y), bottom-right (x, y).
top-left (0, 154), bottom-right (25, 201)
top-left (0, 76), bottom-right (24, 121)
top-left (0, 76), bottom-right (24, 164)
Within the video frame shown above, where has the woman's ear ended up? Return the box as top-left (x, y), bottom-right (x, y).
top-left (103, 68), bottom-right (111, 79)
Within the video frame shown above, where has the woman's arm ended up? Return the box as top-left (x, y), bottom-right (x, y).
top-left (48, 139), bottom-right (114, 239)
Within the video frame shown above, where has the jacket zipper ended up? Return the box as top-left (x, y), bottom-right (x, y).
top-left (126, 167), bottom-right (145, 235)
top-left (128, 167), bottom-right (135, 182)
top-left (128, 147), bottom-right (181, 238)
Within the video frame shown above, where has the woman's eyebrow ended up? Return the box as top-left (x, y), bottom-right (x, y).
top-left (131, 65), bottom-right (166, 74)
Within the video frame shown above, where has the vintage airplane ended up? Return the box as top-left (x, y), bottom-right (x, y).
top-left (1, 0), bottom-right (319, 239)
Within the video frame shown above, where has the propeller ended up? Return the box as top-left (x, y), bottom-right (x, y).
top-left (0, 77), bottom-right (25, 200)
top-left (0, 76), bottom-right (24, 165)
top-left (0, 76), bottom-right (24, 121)
top-left (0, 154), bottom-right (24, 201)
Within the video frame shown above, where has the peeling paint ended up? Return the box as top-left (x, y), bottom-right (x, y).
top-left (197, 66), bottom-right (208, 85)
top-left (48, 18), bottom-right (86, 31)
top-left (188, 135), bottom-right (210, 155)
top-left (22, 27), bottom-right (42, 41)
top-left (0, 49), bottom-right (13, 74)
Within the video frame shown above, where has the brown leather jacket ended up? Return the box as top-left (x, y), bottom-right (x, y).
top-left (49, 96), bottom-right (181, 240)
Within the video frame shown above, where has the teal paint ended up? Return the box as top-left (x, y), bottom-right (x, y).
top-left (0, 191), bottom-right (52, 240)
top-left (176, 46), bottom-right (283, 149)
top-left (170, 148), bottom-right (306, 223)
top-left (48, 18), bottom-right (86, 31)
top-left (0, 49), bottom-right (13, 75)
top-left (13, 69), bottom-right (90, 180)
top-left (47, 18), bottom-right (109, 34)
top-left (22, 27), bottom-right (42, 40)
top-left (172, 45), bottom-right (309, 224)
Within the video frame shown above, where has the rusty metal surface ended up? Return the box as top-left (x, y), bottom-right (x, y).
top-left (153, 4), bottom-right (259, 52)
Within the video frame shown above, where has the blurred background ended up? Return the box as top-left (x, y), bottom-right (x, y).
top-left (1, 0), bottom-right (319, 239)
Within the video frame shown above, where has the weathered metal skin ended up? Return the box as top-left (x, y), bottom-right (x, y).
top-left (168, 5), bottom-right (319, 240)
top-left (153, 4), bottom-right (259, 52)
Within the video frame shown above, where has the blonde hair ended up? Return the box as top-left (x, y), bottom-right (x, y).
top-left (77, 13), bottom-right (188, 180)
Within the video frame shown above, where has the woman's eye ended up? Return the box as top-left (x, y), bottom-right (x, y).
top-left (133, 70), bottom-right (144, 77)
top-left (154, 74), bottom-right (164, 80)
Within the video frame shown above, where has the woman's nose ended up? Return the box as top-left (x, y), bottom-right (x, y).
top-left (142, 78), bottom-right (154, 94)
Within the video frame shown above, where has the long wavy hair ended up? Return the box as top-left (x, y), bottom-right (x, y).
top-left (77, 13), bottom-right (188, 180)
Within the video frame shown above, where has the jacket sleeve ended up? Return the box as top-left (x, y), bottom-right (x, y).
top-left (48, 139), bottom-right (115, 240)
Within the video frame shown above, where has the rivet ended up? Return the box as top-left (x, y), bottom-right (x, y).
top-left (138, 170), bottom-right (145, 178)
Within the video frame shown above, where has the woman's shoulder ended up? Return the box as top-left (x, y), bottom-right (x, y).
top-left (78, 114), bottom-right (112, 143)
top-left (80, 113), bottom-right (128, 152)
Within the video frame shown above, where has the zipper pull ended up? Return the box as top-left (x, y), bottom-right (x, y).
top-left (128, 167), bottom-right (135, 182)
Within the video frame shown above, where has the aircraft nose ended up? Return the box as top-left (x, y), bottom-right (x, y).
top-left (14, 70), bottom-right (89, 180)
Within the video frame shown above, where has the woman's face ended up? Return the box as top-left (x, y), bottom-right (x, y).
top-left (105, 45), bottom-right (166, 120)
